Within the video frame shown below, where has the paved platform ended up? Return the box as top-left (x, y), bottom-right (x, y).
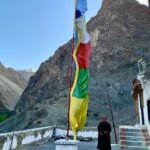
top-left (17, 140), bottom-right (98, 150)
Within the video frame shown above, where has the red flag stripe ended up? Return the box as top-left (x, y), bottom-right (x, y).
top-left (76, 42), bottom-right (92, 68)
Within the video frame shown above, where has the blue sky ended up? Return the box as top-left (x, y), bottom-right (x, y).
top-left (0, 0), bottom-right (102, 70)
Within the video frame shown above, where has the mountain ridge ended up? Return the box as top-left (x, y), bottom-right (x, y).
top-left (0, 62), bottom-right (35, 112)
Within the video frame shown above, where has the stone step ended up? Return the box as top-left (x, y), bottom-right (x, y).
top-left (119, 126), bottom-right (147, 130)
top-left (120, 140), bottom-right (149, 147)
top-left (119, 126), bottom-right (150, 150)
top-left (120, 132), bottom-right (149, 137)
top-left (120, 145), bottom-right (148, 150)
top-left (120, 128), bottom-right (147, 133)
top-left (120, 136), bottom-right (150, 142)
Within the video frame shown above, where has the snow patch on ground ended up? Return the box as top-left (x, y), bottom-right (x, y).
top-left (22, 135), bottom-right (36, 145)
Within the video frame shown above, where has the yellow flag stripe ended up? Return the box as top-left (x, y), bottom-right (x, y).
top-left (70, 95), bottom-right (89, 139)
top-left (70, 25), bottom-right (81, 98)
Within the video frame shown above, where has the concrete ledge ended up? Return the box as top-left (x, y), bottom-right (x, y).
top-left (0, 126), bottom-right (54, 150)
top-left (111, 144), bottom-right (120, 150)
top-left (55, 139), bottom-right (79, 145)
top-left (0, 126), bottom-right (98, 150)
top-left (119, 125), bottom-right (147, 129)
top-left (55, 140), bottom-right (79, 150)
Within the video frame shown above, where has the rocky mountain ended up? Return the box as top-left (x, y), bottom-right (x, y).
top-left (4, 0), bottom-right (150, 131)
top-left (17, 69), bottom-right (35, 82)
top-left (0, 63), bottom-right (27, 89)
top-left (0, 74), bottom-right (23, 111)
top-left (0, 63), bottom-right (34, 112)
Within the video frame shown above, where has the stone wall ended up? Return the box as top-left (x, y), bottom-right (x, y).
top-left (0, 126), bottom-right (98, 150)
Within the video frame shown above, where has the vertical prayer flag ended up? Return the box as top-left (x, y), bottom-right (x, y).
top-left (69, 0), bottom-right (92, 140)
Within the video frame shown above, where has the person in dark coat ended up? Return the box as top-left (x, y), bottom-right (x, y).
top-left (97, 115), bottom-right (111, 150)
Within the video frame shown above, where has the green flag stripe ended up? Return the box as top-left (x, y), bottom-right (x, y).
top-left (73, 69), bottom-right (89, 98)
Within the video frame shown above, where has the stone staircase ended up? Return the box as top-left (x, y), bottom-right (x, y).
top-left (119, 126), bottom-right (150, 150)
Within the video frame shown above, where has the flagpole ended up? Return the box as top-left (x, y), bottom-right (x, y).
top-left (66, 36), bottom-right (74, 139)
top-left (148, 0), bottom-right (150, 13)
top-left (66, 0), bottom-right (76, 140)
top-left (106, 83), bottom-right (118, 144)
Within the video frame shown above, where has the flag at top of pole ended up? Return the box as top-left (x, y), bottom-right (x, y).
top-left (69, 0), bottom-right (92, 140)
top-left (76, 0), bottom-right (87, 18)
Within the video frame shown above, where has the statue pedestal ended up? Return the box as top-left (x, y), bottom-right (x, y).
top-left (55, 139), bottom-right (79, 150)
top-left (111, 144), bottom-right (120, 150)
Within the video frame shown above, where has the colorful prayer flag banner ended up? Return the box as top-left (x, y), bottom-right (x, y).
top-left (69, 0), bottom-right (92, 140)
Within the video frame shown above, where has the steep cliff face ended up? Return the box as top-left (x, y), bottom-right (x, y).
top-left (88, 0), bottom-right (150, 74)
top-left (16, 0), bottom-right (150, 129)
top-left (17, 42), bottom-right (72, 110)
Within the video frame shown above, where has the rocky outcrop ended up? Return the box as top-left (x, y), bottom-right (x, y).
top-left (17, 42), bottom-right (72, 110)
top-left (16, 0), bottom-right (150, 128)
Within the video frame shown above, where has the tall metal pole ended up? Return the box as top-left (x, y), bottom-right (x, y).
top-left (66, 0), bottom-right (76, 139)
top-left (106, 85), bottom-right (118, 144)
top-left (148, 0), bottom-right (150, 13)
top-left (66, 36), bottom-right (74, 140)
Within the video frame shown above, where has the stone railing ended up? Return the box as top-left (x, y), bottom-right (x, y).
top-left (0, 126), bottom-right (98, 150)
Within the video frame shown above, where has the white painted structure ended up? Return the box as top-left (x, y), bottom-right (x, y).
top-left (138, 75), bottom-right (150, 128)
top-left (136, 60), bottom-right (150, 135)
top-left (0, 126), bottom-right (53, 150)
top-left (111, 144), bottom-right (120, 150)
top-left (55, 140), bottom-right (79, 150)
